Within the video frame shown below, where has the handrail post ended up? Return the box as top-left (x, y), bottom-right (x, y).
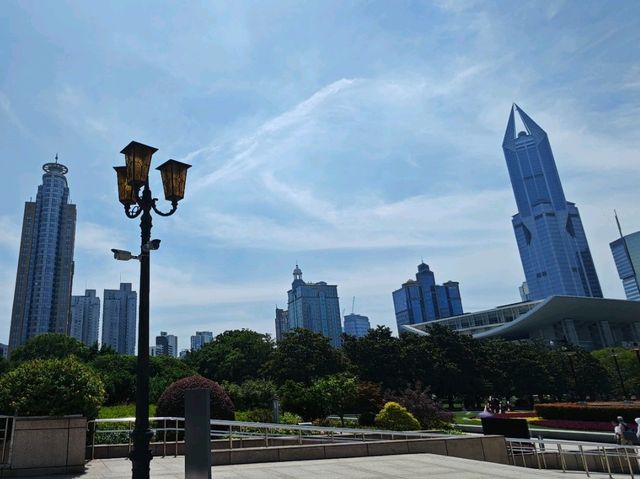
top-left (91, 420), bottom-right (96, 460)
top-left (175, 419), bottom-right (179, 457)
top-left (163, 418), bottom-right (167, 458)
top-left (578, 444), bottom-right (589, 477)
top-left (623, 447), bottom-right (634, 478)
top-left (602, 446), bottom-right (613, 479)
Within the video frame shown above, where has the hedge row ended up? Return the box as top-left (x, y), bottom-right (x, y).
top-left (535, 403), bottom-right (640, 422)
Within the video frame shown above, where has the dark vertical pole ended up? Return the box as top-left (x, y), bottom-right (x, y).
top-left (131, 186), bottom-right (153, 479)
top-left (185, 389), bottom-right (212, 479)
top-left (611, 350), bottom-right (628, 399)
top-left (568, 355), bottom-right (579, 401)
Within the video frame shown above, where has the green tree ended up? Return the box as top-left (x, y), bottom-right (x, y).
top-left (374, 401), bottom-right (420, 431)
top-left (592, 348), bottom-right (640, 399)
top-left (265, 329), bottom-right (346, 385)
top-left (224, 379), bottom-right (277, 411)
top-left (343, 326), bottom-right (403, 390)
top-left (0, 356), bottom-right (105, 419)
top-left (278, 380), bottom-right (324, 420)
top-left (186, 329), bottom-right (275, 383)
top-left (10, 333), bottom-right (92, 364)
top-left (149, 355), bottom-right (196, 403)
top-left (424, 325), bottom-right (483, 408)
top-left (0, 357), bottom-right (8, 375)
top-left (355, 382), bottom-right (385, 426)
top-left (312, 373), bottom-right (358, 426)
top-left (90, 353), bottom-right (137, 405)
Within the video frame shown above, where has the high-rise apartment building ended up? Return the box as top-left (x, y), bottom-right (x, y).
top-left (283, 265), bottom-right (342, 347)
top-left (70, 289), bottom-right (101, 346)
top-left (9, 160), bottom-right (76, 351)
top-left (343, 313), bottom-right (370, 338)
top-left (392, 262), bottom-right (463, 331)
top-left (155, 331), bottom-right (178, 357)
top-left (190, 331), bottom-right (213, 351)
top-left (102, 283), bottom-right (137, 354)
top-left (274, 308), bottom-right (288, 341)
top-left (503, 105), bottom-right (602, 301)
top-left (610, 230), bottom-right (640, 301)
top-left (0, 343), bottom-right (8, 359)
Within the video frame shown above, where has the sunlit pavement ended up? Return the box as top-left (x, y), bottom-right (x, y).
top-left (36, 453), bottom-right (631, 478)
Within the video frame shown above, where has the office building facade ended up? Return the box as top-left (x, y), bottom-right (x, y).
top-left (343, 313), bottom-right (370, 338)
top-left (155, 331), bottom-right (178, 357)
top-left (284, 265), bottom-right (342, 347)
top-left (502, 105), bottom-right (602, 301)
top-left (610, 230), bottom-right (640, 301)
top-left (102, 283), bottom-right (137, 354)
top-left (274, 308), bottom-right (288, 341)
top-left (70, 289), bottom-right (101, 346)
top-left (392, 262), bottom-right (463, 331)
top-left (190, 331), bottom-right (213, 351)
top-left (9, 160), bottom-right (76, 351)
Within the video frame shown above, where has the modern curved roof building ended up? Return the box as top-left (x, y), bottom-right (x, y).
top-left (401, 296), bottom-right (640, 351)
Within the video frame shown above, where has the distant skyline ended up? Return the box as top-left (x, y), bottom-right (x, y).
top-left (1, 1), bottom-right (640, 350)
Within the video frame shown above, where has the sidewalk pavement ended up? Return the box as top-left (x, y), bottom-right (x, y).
top-left (33, 453), bottom-right (628, 479)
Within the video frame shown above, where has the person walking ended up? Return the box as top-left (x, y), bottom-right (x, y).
top-left (635, 417), bottom-right (640, 445)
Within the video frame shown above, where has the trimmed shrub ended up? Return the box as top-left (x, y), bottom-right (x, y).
top-left (374, 401), bottom-right (421, 431)
top-left (386, 383), bottom-right (453, 429)
top-left (156, 375), bottom-right (235, 420)
top-left (0, 356), bottom-right (105, 419)
top-left (535, 402), bottom-right (640, 422)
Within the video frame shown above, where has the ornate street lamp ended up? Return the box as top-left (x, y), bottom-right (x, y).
top-left (113, 141), bottom-right (190, 479)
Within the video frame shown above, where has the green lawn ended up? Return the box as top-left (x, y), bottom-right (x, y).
top-left (452, 411), bottom-right (481, 425)
top-left (99, 404), bottom-right (156, 419)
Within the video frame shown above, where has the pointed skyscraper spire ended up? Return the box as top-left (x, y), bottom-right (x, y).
top-left (502, 103), bottom-right (517, 148)
top-left (513, 104), bottom-right (546, 137)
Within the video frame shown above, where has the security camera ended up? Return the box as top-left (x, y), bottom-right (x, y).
top-left (146, 239), bottom-right (161, 251)
top-left (111, 249), bottom-right (137, 261)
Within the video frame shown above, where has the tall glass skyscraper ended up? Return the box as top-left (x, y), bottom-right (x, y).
top-left (70, 289), bottom-right (101, 346)
top-left (502, 105), bottom-right (602, 301)
top-left (343, 313), bottom-right (370, 338)
top-left (102, 283), bottom-right (137, 354)
top-left (9, 160), bottom-right (76, 351)
top-left (285, 265), bottom-right (342, 347)
top-left (610, 230), bottom-right (640, 301)
top-left (392, 262), bottom-right (463, 331)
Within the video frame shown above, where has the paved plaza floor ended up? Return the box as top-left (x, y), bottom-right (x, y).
top-left (38, 454), bottom-right (629, 479)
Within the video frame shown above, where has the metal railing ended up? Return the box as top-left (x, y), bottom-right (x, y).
top-left (0, 416), bottom-right (14, 465)
top-left (88, 416), bottom-right (451, 459)
top-left (506, 436), bottom-right (640, 478)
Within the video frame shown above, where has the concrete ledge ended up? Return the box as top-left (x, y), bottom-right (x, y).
top-left (278, 445), bottom-right (326, 462)
top-left (407, 439), bottom-right (447, 455)
top-left (228, 447), bottom-right (279, 464)
top-left (324, 443), bottom-right (368, 459)
top-left (366, 440), bottom-right (410, 456)
top-left (445, 436), bottom-right (485, 461)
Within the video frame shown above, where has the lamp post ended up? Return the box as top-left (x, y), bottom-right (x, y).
top-left (560, 347), bottom-right (579, 401)
top-left (113, 141), bottom-right (191, 479)
top-left (610, 349), bottom-right (628, 400)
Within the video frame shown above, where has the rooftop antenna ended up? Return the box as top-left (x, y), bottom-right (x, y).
top-left (351, 296), bottom-right (355, 314)
top-left (55, 153), bottom-right (58, 163)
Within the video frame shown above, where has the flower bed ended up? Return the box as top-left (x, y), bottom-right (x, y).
top-left (530, 419), bottom-right (638, 432)
top-left (535, 402), bottom-right (640, 422)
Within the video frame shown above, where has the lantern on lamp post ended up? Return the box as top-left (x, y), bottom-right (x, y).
top-left (113, 141), bottom-right (190, 479)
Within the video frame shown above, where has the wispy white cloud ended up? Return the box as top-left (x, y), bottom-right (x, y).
top-left (0, 93), bottom-right (30, 137)
top-left (0, 216), bottom-right (20, 253)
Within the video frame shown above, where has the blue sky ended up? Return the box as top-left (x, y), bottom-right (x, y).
top-left (1, 0), bottom-right (639, 350)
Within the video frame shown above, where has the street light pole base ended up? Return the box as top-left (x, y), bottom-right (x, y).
top-left (130, 429), bottom-right (154, 479)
